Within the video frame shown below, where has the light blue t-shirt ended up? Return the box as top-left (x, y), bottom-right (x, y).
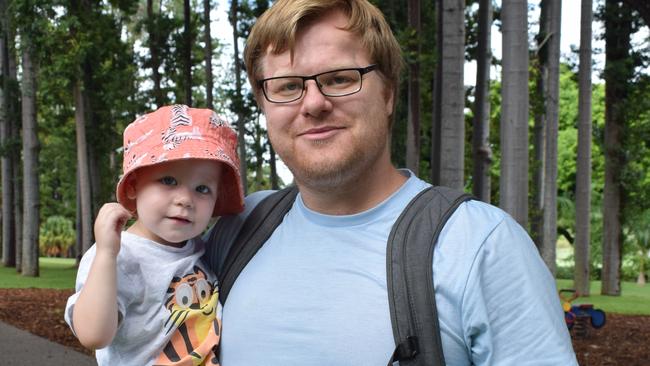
top-left (205, 171), bottom-right (577, 365)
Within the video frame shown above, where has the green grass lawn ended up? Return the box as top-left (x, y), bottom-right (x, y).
top-left (557, 279), bottom-right (650, 315)
top-left (1, 258), bottom-right (649, 316)
top-left (0, 257), bottom-right (77, 289)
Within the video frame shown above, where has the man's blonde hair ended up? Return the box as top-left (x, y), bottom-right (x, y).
top-left (244, 0), bottom-right (404, 104)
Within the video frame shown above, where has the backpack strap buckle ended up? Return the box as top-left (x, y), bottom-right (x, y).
top-left (389, 335), bottom-right (419, 364)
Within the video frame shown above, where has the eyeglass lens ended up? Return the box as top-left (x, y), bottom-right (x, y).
top-left (263, 69), bottom-right (363, 103)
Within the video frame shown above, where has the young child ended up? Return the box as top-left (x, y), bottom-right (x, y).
top-left (65, 105), bottom-right (244, 366)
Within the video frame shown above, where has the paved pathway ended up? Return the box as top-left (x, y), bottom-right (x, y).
top-left (0, 321), bottom-right (96, 365)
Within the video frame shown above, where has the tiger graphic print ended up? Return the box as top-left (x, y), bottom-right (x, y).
top-left (154, 266), bottom-right (221, 366)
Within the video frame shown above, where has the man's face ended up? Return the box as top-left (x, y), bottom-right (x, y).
top-left (258, 10), bottom-right (394, 190)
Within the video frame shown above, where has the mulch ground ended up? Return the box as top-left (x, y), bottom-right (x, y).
top-left (1, 288), bottom-right (649, 364)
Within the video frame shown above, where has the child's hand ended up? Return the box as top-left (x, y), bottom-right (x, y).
top-left (94, 203), bottom-right (132, 257)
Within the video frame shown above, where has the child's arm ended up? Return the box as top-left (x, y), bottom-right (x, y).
top-left (72, 202), bottom-right (132, 349)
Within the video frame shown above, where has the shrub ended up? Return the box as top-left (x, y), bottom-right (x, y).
top-left (39, 216), bottom-right (76, 257)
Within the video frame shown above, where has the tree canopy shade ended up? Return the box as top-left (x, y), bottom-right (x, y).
top-left (0, 0), bottom-right (649, 292)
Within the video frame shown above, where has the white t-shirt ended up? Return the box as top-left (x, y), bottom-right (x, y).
top-left (205, 170), bottom-right (578, 365)
top-left (66, 231), bottom-right (222, 366)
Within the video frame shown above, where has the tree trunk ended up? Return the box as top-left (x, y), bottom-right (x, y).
top-left (531, 0), bottom-right (548, 252)
top-left (74, 81), bottom-right (93, 256)
top-left (8, 14), bottom-right (20, 272)
top-left (471, 0), bottom-right (492, 202)
top-left (499, 0), bottom-right (529, 227)
top-left (431, 0), bottom-right (442, 185)
top-left (147, 0), bottom-right (164, 107)
top-left (20, 44), bottom-right (39, 277)
top-left (439, 0), bottom-right (465, 189)
top-left (574, 0), bottom-right (593, 296)
top-left (406, 0), bottom-right (421, 176)
top-left (230, 0), bottom-right (247, 194)
top-left (0, 0), bottom-right (15, 267)
top-left (540, 0), bottom-right (562, 274)
top-left (203, 0), bottom-right (213, 109)
top-left (183, 0), bottom-right (192, 106)
top-left (541, 0), bottom-right (562, 274)
top-left (75, 170), bottom-right (82, 264)
top-left (637, 256), bottom-right (646, 286)
top-left (13, 149), bottom-right (21, 272)
top-left (269, 143), bottom-right (279, 189)
top-left (602, 0), bottom-right (632, 296)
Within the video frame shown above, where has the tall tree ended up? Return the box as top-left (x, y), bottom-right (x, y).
top-left (534, 0), bottom-right (562, 273)
top-left (68, 0), bottom-right (95, 256)
top-left (204, 0), bottom-right (214, 109)
top-left (230, 0), bottom-right (247, 194)
top-left (405, 0), bottom-right (420, 175)
top-left (601, 0), bottom-right (633, 296)
top-left (438, 0), bottom-right (465, 189)
top-left (530, 2), bottom-right (548, 253)
top-left (574, 0), bottom-right (593, 296)
top-left (74, 82), bottom-right (93, 255)
top-left (183, 0), bottom-right (192, 106)
top-left (269, 144), bottom-right (279, 189)
top-left (0, 0), bottom-right (16, 267)
top-left (20, 36), bottom-right (39, 276)
top-left (431, 0), bottom-right (442, 185)
top-left (146, 0), bottom-right (165, 107)
top-left (499, 0), bottom-right (529, 226)
top-left (471, 0), bottom-right (492, 202)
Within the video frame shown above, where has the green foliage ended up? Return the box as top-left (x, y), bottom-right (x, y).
top-left (0, 258), bottom-right (77, 289)
top-left (623, 209), bottom-right (650, 283)
top-left (39, 216), bottom-right (76, 258)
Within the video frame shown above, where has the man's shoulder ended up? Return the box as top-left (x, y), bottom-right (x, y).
top-left (244, 189), bottom-right (278, 212)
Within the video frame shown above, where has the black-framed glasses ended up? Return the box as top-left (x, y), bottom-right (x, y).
top-left (257, 64), bottom-right (377, 103)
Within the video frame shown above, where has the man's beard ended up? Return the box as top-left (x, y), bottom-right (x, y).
top-left (282, 134), bottom-right (388, 194)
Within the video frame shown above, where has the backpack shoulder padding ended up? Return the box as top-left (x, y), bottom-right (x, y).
top-left (387, 186), bottom-right (473, 366)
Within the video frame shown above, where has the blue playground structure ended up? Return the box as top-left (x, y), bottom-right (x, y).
top-left (559, 289), bottom-right (606, 338)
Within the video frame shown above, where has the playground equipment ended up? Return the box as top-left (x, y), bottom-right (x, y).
top-left (559, 289), bottom-right (606, 338)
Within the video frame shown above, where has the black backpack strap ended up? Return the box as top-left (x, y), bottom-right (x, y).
top-left (387, 186), bottom-right (473, 366)
top-left (218, 186), bottom-right (299, 303)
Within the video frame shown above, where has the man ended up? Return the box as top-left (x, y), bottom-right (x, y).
top-left (205, 0), bottom-right (578, 364)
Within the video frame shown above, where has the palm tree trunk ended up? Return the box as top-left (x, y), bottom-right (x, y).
top-left (439, 0), bottom-right (465, 189)
top-left (20, 43), bottom-right (39, 277)
top-left (602, 0), bottom-right (632, 296)
top-left (471, 0), bottom-right (492, 202)
top-left (183, 0), bottom-right (192, 106)
top-left (269, 143), bottom-right (279, 189)
top-left (541, 0), bottom-right (561, 274)
top-left (147, 0), bottom-right (164, 107)
top-left (431, 0), bottom-right (442, 185)
top-left (574, 0), bottom-right (593, 296)
top-left (0, 0), bottom-right (15, 267)
top-left (406, 0), bottom-right (421, 176)
top-left (8, 15), bottom-right (20, 272)
top-left (230, 0), bottom-right (247, 194)
top-left (203, 0), bottom-right (213, 109)
top-left (499, 0), bottom-right (529, 227)
top-left (74, 81), bottom-right (93, 255)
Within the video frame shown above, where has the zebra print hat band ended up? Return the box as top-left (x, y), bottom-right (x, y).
top-left (116, 104), bottom-right (244, 216)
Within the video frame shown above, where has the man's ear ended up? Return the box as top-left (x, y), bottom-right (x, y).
top-left (383, 86), bottom-right (395, 117)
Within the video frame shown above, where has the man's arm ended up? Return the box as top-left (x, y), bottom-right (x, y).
top-left (463, 214), bottom-right (578, 365)
top-left (72, 203), bottom-right (131, 349)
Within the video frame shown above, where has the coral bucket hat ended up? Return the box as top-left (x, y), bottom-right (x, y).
top-left (116, 105), bottom-right (244, 216)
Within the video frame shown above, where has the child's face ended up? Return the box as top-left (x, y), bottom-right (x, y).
top-left (127, 159), bottom-right (222, 246)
